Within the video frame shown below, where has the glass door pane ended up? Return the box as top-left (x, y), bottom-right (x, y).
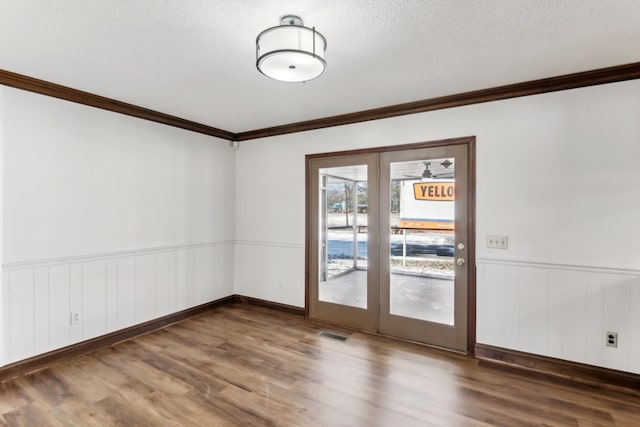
top-left (318, 166), bottom-right (368, 309)
top-left (389, 159), bottom-right (455, 324)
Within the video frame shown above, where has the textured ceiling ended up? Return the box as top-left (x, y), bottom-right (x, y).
top-left (1, 0), bottom-right (639, 134)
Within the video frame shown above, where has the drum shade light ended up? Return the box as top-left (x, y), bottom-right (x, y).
top-left (256, 15), bottom-right (327, 82)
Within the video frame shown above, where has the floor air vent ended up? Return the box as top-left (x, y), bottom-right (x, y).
top-left (319, 331), bottom-right (349, 342)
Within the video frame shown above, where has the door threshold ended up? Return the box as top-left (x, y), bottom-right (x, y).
top-left (306, 315), bottom-right (469, 357)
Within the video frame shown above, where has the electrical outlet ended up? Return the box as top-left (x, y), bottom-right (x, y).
top-left (606, 331), bottom-right (618, 348)
top-left (70, 312), bottom-right (80, 325)
top-left (487, 235), bottom-right (509, 249)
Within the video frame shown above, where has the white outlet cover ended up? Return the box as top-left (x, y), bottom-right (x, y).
top-left (70, 312), bottom-right (81, 325)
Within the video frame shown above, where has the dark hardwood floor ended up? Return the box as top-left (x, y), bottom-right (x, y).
top-left (1, 303), bottom-right (638, 426)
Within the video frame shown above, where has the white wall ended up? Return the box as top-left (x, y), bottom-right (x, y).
top-left (1, 87), bottom-right (235, 365)
top-left (3, 88), bottom-right (235, 263)
top-left (235, 80), bottom-right (640, 374)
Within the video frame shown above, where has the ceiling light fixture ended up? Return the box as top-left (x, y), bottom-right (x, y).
top-left (256, 15), bottom-right (327, 82)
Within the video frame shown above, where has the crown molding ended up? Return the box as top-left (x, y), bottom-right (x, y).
top-left (0, 68), bottom-right (235, 141)
top-left (235, 61), bottom-right (640, 140)
top-left (3, 62), bottom-right (640, 143)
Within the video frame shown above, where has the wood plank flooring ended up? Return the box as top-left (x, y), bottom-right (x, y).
top-left (1, 303), bottom-right (639, 426)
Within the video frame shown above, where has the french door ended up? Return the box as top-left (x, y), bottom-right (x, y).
top-left (307, 139), bottom-right (474, 352)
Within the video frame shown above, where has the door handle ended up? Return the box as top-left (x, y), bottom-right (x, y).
top-left (456, 258), bottom-right (466, 266)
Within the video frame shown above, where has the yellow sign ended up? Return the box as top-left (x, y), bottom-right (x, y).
top-left (399, 219), bottom-right (454, 230)
top-left (413, 182), bottom-right (455, 201)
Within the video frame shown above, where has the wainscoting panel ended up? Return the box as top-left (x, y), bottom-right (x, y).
top-left (49, 265), bottom-right (70, 350)
top-left (69, 263), bottom-right (83, 344)
top-left (631, 280), bottom-right (640, 374)
top-left (477, 259), bottom-right (640, 374)
top-left (7, 269), bottom-right (34, 362)
top-left (2, 242), bottom-right (234, 365)
top-left (154, 251), bottom-right (174, 318)
top-left (116, 257), bottom-right (136, 330)
top-left (106, 259), bottom-right (118, 332)
top-left (34, 267), bottom-right (50, 355)
top-left (83, 260), bottom-right (108, 341)
top-left (555, 270), bottom-right (588, 363)
top-left (517, 266), bottom-right (549, 354)
top-left (234, 241), bottom-right (305, 309)
top-left (176, 249), bottom-right (191, 310)
top-left (135, 254), bottom-right (157, 325)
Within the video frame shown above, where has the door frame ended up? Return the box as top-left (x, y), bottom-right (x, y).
top-left (305, 136), bottom-right (477, 354)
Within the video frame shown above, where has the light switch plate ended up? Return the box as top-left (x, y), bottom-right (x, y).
top-left (487, 235), bottom-right (509, 249)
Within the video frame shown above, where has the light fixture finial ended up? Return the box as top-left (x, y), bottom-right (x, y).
top-left (280, 15), bottom-right (303, 26)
